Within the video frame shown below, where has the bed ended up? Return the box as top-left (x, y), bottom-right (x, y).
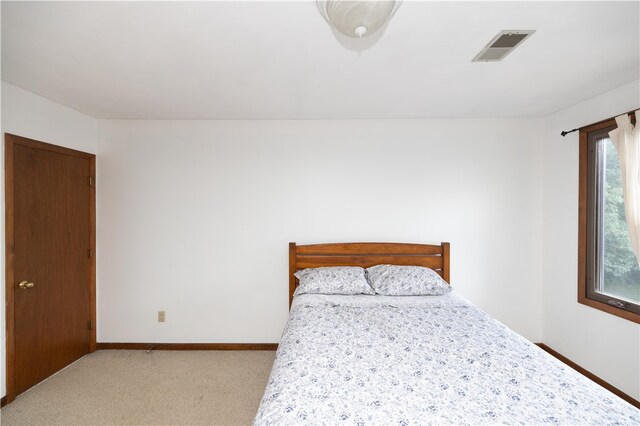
top-left (254, 242), bottom-right (639, 425)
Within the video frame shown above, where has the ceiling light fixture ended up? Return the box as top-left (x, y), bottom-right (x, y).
top-left (317, 1), bottom-right (402, 39)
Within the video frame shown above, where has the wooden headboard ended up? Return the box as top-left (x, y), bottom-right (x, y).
top-left (289, 242), bottom-right (450, 307)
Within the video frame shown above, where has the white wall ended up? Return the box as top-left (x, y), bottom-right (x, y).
top-left (0, 81), bottom-right (98, 398)
top-left (97, 119), bottom-right (544, 346)
top-left (542, 79), bottom-right (640, 400)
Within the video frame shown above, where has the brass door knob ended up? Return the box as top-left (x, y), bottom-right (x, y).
top-left (18, 281), bottom-right (35, 290)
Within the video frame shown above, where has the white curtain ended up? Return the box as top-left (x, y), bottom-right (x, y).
top-left (608, 110), bottom-right (640, 263)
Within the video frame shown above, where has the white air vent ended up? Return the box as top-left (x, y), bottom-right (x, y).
top-left (472, 30), bottom-right (535, 62)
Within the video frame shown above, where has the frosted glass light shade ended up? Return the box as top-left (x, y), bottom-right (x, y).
top-left (317, 1), bottom-right (401, 38)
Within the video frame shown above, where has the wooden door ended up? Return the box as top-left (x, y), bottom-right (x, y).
top-left (5, 134), bottom-right (96, 401)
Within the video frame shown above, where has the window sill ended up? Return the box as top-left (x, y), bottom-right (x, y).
top-left (577, 294), bottom-right (640, 324)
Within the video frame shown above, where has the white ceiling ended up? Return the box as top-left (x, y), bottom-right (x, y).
top-left (1, 1), bottom-right (638, 119)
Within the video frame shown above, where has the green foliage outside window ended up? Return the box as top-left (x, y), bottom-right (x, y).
top-left (603, 139), bottom-right (640, 303)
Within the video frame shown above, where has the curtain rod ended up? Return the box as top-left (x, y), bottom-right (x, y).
top-left (560, 108), bottom-right (638, 137)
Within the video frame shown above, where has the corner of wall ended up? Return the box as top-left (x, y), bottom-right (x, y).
top-left (540, 79), bottom-right (640, 399)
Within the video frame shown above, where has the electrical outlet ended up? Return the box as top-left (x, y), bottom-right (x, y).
top-left (158, 310), bottom-right (165, 322)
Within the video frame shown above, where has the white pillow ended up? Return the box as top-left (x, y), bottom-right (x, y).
top-left (293, 266), bottom-right (374, 297)
top-left (366, 264), bottom-right (451, 296)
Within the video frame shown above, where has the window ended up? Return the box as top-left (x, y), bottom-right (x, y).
top-left (579, 117), bottom-right (640, 323)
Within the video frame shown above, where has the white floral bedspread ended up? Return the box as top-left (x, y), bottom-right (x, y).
top-left (254, 293), bottom-right (639, 425)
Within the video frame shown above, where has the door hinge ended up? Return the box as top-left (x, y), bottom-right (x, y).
top-left (88, 320), bottom-right (93, 330)
top-left (88, 176), bottom-right (94, 187)
top-left (88, 249), bottom-right (93, 259)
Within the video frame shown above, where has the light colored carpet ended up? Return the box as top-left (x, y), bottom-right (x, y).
top-left (0, 350), bottom-right (276, 425)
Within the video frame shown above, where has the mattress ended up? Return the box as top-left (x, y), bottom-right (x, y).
top-left (254, 292), bottom-right (639, 425)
